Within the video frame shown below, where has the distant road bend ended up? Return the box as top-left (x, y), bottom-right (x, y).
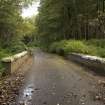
top-left (16, 51), bottom-right (104, 105)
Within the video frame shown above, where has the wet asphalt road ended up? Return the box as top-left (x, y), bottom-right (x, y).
top-left (16, 51), bottom-right (104, 105)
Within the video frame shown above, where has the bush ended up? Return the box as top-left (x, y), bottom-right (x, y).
top-left (9, 40), bottom-right (27, 53)
top-left (49, 40), bottom-right (105, 57)
top-left (50, 40), bottom-right (96, 55)
top-left (0, 40), bottom-right (27, 73)
top-left (86, 39), bottom-right (105, 57)
top-left (0, 48), bottom-right (12, 73)
top-left (64, 40), bottom-right (93, 54)
top-left (49, 40), bottom-right (67, 54)
top-left (96, 47), bottom-right (105, 57)
top-left (86, 39), bottom-right (105, 48)
top-left (0, 48), bottom-right (11, 59)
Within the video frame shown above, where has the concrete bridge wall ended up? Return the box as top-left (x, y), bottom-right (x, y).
top-left (67, 53), bottom-right (105, 75)
top-left (2, 51), bottom-right (33, 74)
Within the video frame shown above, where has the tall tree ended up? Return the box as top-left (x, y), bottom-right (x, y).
top-left (0, 0), bottom-right (34, 47)
top-left (36, 0), bottom-right (105, 47)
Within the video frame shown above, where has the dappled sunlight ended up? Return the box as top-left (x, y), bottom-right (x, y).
top-left (22, 1), bottom-right (40, 18)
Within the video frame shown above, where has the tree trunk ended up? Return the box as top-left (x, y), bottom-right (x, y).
top-left (103, 0), bottom-right (105, 12)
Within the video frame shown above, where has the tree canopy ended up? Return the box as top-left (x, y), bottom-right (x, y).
top-left (36, 0), bottom-right (105, 47)
top-left (0, 0), bottom-right (35, 47)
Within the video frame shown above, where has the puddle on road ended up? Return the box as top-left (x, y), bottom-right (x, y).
top-left (18, 84), bottom-right (34, 105)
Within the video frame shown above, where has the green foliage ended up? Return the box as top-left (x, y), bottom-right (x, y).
top-left (0, 0), bottom-right (37, 48)
top-left (36, 0), bottom-right (103, 47)
top-left (9, 40), bottom-right (27, 54)
top-left (0, 40), bottom-right (27, 74)
top-left (0, 48), bottom-right (11, 59)
top-left (27, 41), bottom-right (38, 48)
top-left (0, 0), bottom-right (38, 75)
top-left (49, 40), bottom-right (67, 54)
top-left (97, 48), bottom-right (105, 57)
top-left (86, 39), bottom-right (105, 48)
top-left (86, 39), bottom-right (105, 57)
top-left (64, 41), bottom-right (95, 54)
top-left (0, 0), bottom-right (36, 46)
top-left (0, 40), bottom-right (28, 74)
top-left (0, 48), bottom-right (12, 73)
top-left (50, 40), bottom-right (95, 55)
top-left (49, 40), bottom-right (105, 57)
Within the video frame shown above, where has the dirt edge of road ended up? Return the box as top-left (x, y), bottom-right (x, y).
top-left (0, 54), bottom-right (33, 105)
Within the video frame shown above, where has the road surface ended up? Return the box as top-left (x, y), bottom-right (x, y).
top-left (16, 51), bottom-right (104, 105)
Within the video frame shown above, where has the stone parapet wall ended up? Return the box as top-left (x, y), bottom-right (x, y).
top-left (2, 51), bottom-right (33, 74)
top-left (68, 53), bottom-right (105, 74)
